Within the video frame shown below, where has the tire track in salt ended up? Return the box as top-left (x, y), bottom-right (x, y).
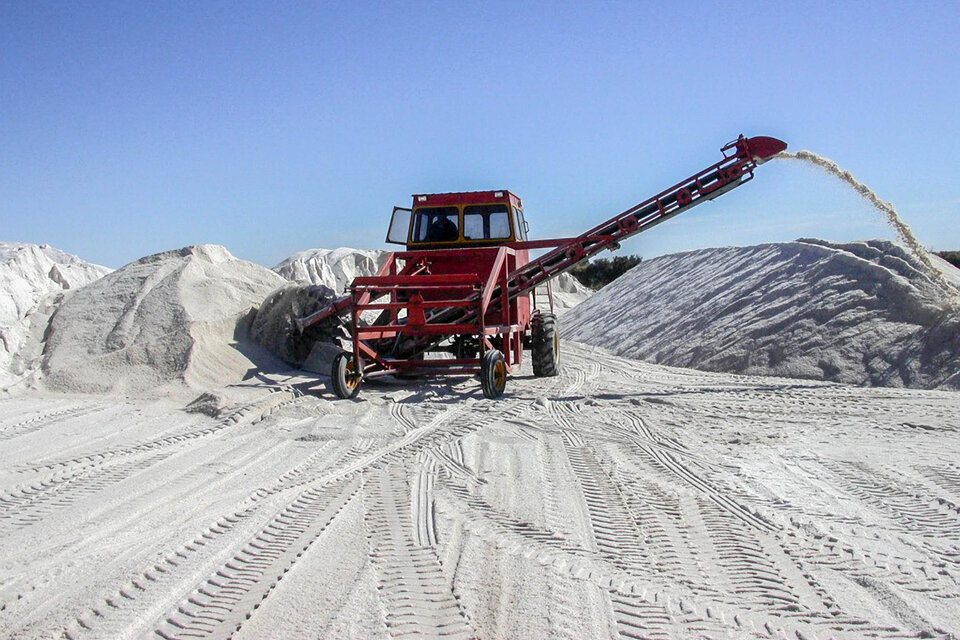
top-left (62, 439), bottom-right (357, 639)
top-left (920, 464), bottom-right (960, 501)
top-left (485, 355), bottom-right (725, 636)
top-left (695, 499), bottom-right (802, 611)
top-left (545, 578), bottom-right (584, 640)
top-left (412, 453), bottom-right (439, 547)
top-left (591, 449), bottom-right (722, 599)
top-left (64, 401), bottom-right (471, 638)
top-left (616, 407), bottom-right (777, 533)
top-left (389, 402), bottom-right (417, 435)
top-left (434, 479), bottom-right (828, 640)
top-left (564, 367), bottom-right (586, 396)
top-left (563, 444), bottom-right (651, 574)
top-left (599, 410), bottom-right (846, 622)
top-left (758, 461), bottom-right (960, 609)
top-left (363, 465), bottom-right (475, 640)
top-left (535, 437), bottom-right (592, 639)
top-left (546, 400), bottom-right (586, 447)
top-left (563, 404), bottom-right (832, 630)
top-left (0, 406), bottom-right (106, 441)
top-left (17, 388), bottom-right (303, 474)
top-left (153, 479), bottom-right (360, 640)
top-left (425, 441), bottom-right (485, 488)
top-left (561, 443), bottom-right (684, 638)
top-left (522, 389), bottom-right (680, 639)
top-left (822, 460), bottom-right (960, 541)
top-left (0, 452), bottom-right (172, 533)
top-left (442, 478), bottom-right (586, 555)
top-left (0, 391), bottom-right (305, 533)
top-left (776, 518), bottom-right (959, 630)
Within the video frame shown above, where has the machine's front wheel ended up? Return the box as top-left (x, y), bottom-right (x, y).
top-left (480, 349), bottom-right (507, 399)
top-left (531, 312), bottom-right (560, 377)
top-left (332, 352), bottom-right (362, 399)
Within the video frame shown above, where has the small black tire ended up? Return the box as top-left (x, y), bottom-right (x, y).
top-left (531, 312), bottom-right (560, 377)
top-left (480, 349), bottom-right (507, 399)
top-left (331, 352), bottom-right (361, 399)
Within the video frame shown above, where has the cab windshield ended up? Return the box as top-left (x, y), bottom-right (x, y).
top-left (463, 204), bottom-right (511, 240)
top-left (412, 207), bottom-right (459, 242)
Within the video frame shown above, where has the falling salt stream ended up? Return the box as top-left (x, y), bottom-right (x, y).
top-left (776, 150), bottom-right (958, 300)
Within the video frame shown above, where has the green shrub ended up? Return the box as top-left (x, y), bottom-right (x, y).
top-left (935, 251), bottom-right (960, 269)
top-left (569, 255), bottom-right (643, 290)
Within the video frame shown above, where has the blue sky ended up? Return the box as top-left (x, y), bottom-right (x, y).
top-left (2, 1), bottom-right (958, 269)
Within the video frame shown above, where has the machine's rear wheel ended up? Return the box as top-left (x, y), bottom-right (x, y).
top-left (532, 312), bottom-right (560, 377)
top-left (332, 352), bottom-right (362, 399)
top-left (480, 349), bottom-right (507, 399)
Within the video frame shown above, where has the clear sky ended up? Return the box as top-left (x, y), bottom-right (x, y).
top-left (2, 1), bottom-right (958, 269)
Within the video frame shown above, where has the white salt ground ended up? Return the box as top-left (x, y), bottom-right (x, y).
top-left (1, 344), bottom-right (958, 639)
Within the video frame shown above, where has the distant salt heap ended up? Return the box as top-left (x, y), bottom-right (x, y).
top-left (564, 239), bottom-right (960, 390)
top-left (0, 242), bottom-right (111, 387)
top-left (274, 248), bottom-right (388, 293)
top-left (274, 246), bottom-right (592, 311)
top-left (549, 268), bottom-right (594, 312)
top-left (42, 245), bottom-right (286, 394)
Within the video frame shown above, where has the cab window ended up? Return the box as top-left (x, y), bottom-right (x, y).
top-left (513, 207), bottom-right (527, 240)
top-left (463, 204), bottom-right (512, 241)
top-left (413, 206), bottom-right (460, 242)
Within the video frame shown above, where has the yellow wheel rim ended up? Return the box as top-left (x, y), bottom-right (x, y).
top-left (493, 360), bottom-right (507, 389)
top-left (345, 358), bottom-right (360, 391)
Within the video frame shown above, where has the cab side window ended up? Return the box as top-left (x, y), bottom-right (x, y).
top-left (513, 207), bottom-right (528, 240)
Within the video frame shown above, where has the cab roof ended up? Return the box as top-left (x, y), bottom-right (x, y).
top-left (411, 190), bottom-right (522, 208)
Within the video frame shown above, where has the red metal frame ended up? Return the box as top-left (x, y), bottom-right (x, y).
top-left (343, 246), bottom-right (525, 378)
top-left (298, 134), bottom-right (786, 389)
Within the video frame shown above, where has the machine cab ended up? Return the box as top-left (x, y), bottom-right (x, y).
top-left (386, 190), bottom-right (528, 250)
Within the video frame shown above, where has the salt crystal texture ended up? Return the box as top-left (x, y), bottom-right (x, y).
top-left (40, 245), bottom-right (287, 394)
top-left (0, 242), bottom-right (111, 388)
top-left (563, 239), bottom-right (960, 389)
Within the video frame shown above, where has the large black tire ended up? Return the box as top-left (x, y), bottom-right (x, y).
top-left (531, 312), bottom-right (560, 377)
top-left (331, 352), bottom-right (361, 399)
top-left (480, 349), bottom-right (507, 399)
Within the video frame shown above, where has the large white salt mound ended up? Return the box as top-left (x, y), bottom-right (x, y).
top-left (274, 246), bottom-right (591, 311)
top-left (0, 242), bottom-right (111, 387)
top-left (41, 245), bottom-right (287, 394)
top-left (564, 239), bottom-right (960, 390)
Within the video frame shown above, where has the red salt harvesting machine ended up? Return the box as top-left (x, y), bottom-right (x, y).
top-left (297, 135), bottom-right (787, 399)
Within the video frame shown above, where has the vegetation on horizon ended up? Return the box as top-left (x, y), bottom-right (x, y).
top-left (569, 255), bottom-right (643, 290)
top-left (935, 251), bottom-right (960, 269)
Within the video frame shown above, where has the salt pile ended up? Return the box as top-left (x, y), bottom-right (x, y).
top-left (548, 267), bottom-right (594, 312)
top-left (778, 150), bottom-right (956, 296)
top-left (564, 239), bottom-right (960, 389)
top-left (41, 245), bottom-right (287, 394)
top-left (274, 247), bottom-right (388, 293)
top-left (0, 242), bottom-right (111, 388)
top-left (274, 246), bottom-right (592, 311)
